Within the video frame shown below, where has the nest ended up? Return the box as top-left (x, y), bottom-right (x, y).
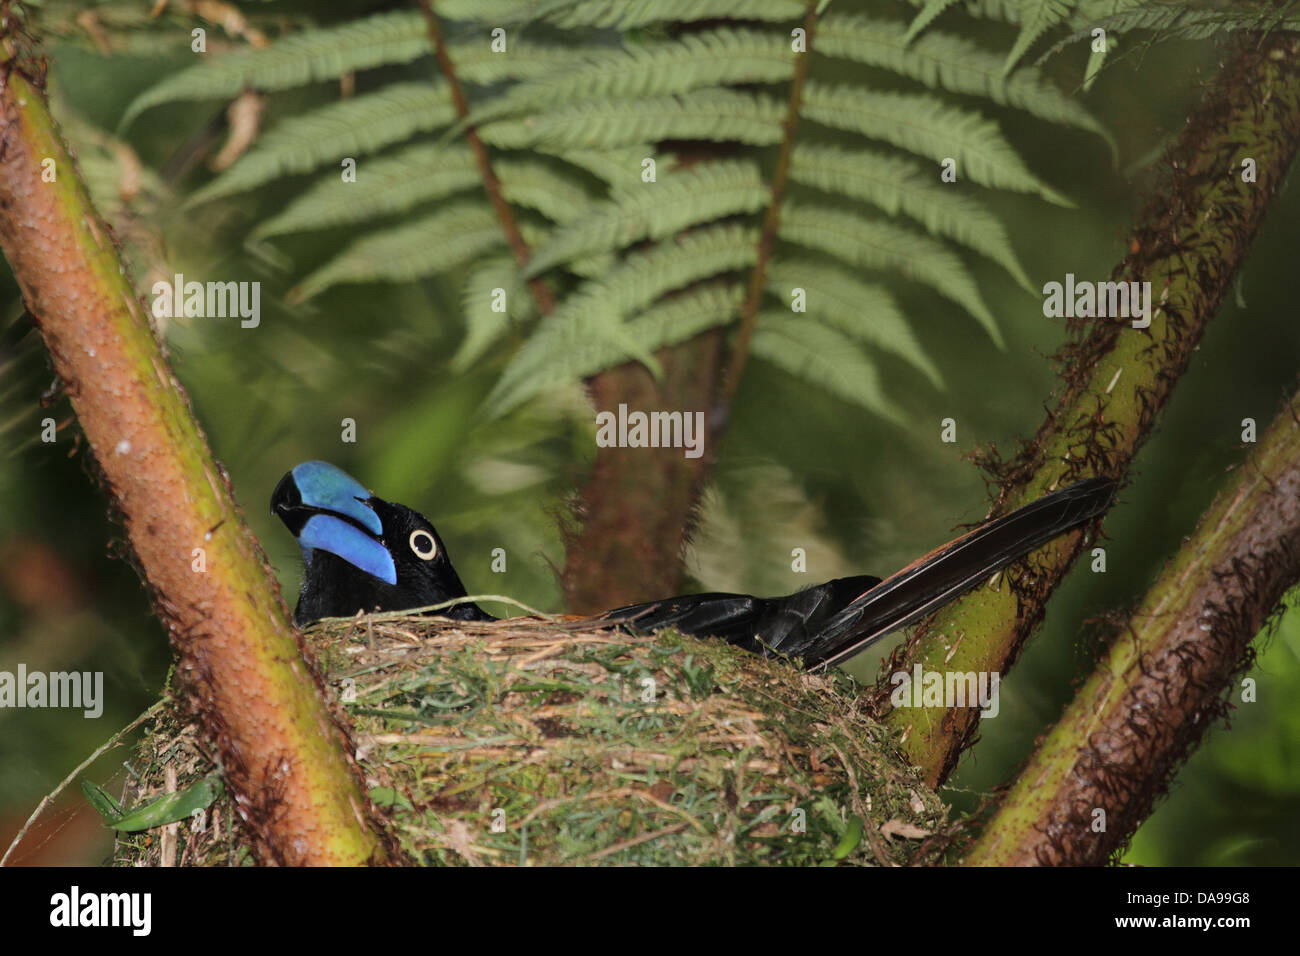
top-left (115, 615), bottom-right (951, 866)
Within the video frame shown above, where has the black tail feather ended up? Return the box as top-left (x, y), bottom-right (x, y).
top-left (802, 477), bottom-right (1116, 669)
top-left (602, 478), bottom-right (1116, 669)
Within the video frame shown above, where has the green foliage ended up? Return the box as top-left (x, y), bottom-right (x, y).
top-left (523, 161), bottom-right (769, 276)
top-left (293, 202), bottom-right (502, 301)
top-left (481, 88), bottom-right (787, 150)
top-left (766, 258), bottom-right (943, 384)
top-left (1056, 5), bottom-right (1300, 51)
top-left (788, 145), bottom-right (1031, 290)
top-left (485, 283), bottom-right (745, 416)
top-left (818, 12), bottom-right (1113, 154)
top-left (83, 774), bottom-right (223, 832)
top-left (253, 144), bottom-right (479, 239)
top-left (779, 205), bottom-right (1002, 345)
top-left (801, 83), bottom-right (1071, 205)
top-left (120, 2), bottom-right (1113, 422)
top-left (465, 26), bottom-right (797, 128)
top-left (121, 11), bottom-right (434, 126)
top-left (190, 83), bottom-right (459, 206)
top-left (1003, 0), bottom-right (1076, 75)
top-left (903, 0), bottom-right (966, 42)
top-left (436, 0), bottom-right (809, 29)
top-left (751, 313), bottom-right (904, 423)
top-left (901, 0), bottom-right (1300, 78)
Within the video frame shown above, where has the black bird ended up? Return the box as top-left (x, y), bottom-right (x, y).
top-left (272, 461), bottom-right (1114, 669)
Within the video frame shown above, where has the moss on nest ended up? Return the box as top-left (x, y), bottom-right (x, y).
top-left (115, 615), bottom-right (951, 866)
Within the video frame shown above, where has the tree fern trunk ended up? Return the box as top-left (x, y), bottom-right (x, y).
top-left (0, 11), bottom-right (391, 866)
top-left (559, 6), bottom-right (818, 612)
top-left (967, 387), bottom-right (1300, 866)
top-left (562, 334), bottom-right (721, 611)
top-left (880, 31), bottom-right (1300, 788)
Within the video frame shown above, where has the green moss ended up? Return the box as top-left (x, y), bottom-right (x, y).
top-left (116, 616), bottom-right (950, 866)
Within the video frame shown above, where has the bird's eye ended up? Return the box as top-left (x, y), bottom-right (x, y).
top-left (409, 530), bottom-right (437, 560)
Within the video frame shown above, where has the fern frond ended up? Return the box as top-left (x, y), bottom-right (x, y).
top-left (801, 83), bottom-right (1071, 205)
top-left (1003, 0), bottom-right (1075, 74)
top-left (495, 159), bottom-right (600, 225)
top-left (479, 88), bottom-right (785, 150)
top-left (902, 0), bottom-right (1030, 26)
top-left (788, 144), bottom-right (1030, 290)
top-left (42, 0), bottom-right (234, 56)
top-left (253, 144), bottom-right (478, 239)
top-left (542, 146), bottom-right (657, 194)
top-left (484, 282), bottom-right (744, 417)
top-left (447, 41), bottom-right (591, 85)
top-left (189, 83), bottom-right (457, 206)
top-left (817, 14), bottom-right (1112, 153)
top-left (766, 259), bottom-right (943, 386)
top-left (436, 0), bottom-right (806, 28)
top-left (554, 224), bottom-right (758, 328)
top-left (453, 255), bottom-right (535, 372)
top-left (468, 28), bottom-right (796, 128)
top-left (121, 11), bottom-right (431, 126)
top-left (1052, 5), bottom-right (1300, 52)
top-left (687, 462), bottom-right (853, 596)
top-left (523, 160), bottom-right (768, 277)
top-left (779, 204), bottom-right (1002, 346)
top-left (501, 222), bottom-right (753, 379)
top-left (122, 10), bottom-right (578, 127)
top-left (292, 203), bottom-right (502, 301)
top-left (751, 313), bottom-right (903, 422)
top-left (903, 0), bottom-right (965, 42)
top-left (518, 222), bottom-right (617, 280)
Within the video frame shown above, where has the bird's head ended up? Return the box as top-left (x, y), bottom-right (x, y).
top-left (271, 460), bottom-right (489, 626)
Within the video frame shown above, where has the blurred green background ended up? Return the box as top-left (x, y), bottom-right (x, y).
top-left (1, 2), bottom-right (1296, 865)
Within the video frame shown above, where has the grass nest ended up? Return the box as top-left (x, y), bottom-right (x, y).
top-left (114, 615), bottom-right (952, 866)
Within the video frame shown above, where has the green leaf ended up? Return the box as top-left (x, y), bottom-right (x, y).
top-left (107, 774), bottom-right (224, 832)
top-left (789, 144), bottom-right (1031, 291)
top-left (802, 83), bottom-right (1072, 206)
top-left (480, 88), bottom-right (785, 151)
top-left (767, 258), bottom-right (943, 386)
top-left (779, 204), bottom-right (1003, 347)
top-left (1044, 6), bottom-right (1300, 60)
top-left (253, 144), bottom-right (479, 239)
top-left (518, 223), bottom-right (755, 377)
top-left (543, 146), bottom-right (658, 194)
top-left (81, 780), bottom-right (123, 823)
top-left (484, 283), bottom-right (743, 417)
top-left (818, 14), bottom-right (1113, 156)
top-left (369, 786), bottom-right (414, 811)
top-left (453, 255), bottom-right (534, 372)
top-left (1003, 0), bottom-right (1075, 75)
top-left (751, 314), bottom-right (904, 422)
top-left (293, 203), bottom-right (503, 301)
top-left (1081, 34), bottom-right (1111, 94)
top-left (122, 10), bottom-right (578, 127)
top-left (122, 11), bottom-right (432, 126)
top-left (190, 83), bottom-right (458, 206)
top-left (524, 160), bottom-right (768, 277)
top-left (436, 0), bottom-right (807, 28)
top-left (496, 159), bottom-right (599, 225)
top-left (466, 27), bottom-right (796, 128)
top-left (448, 42), bottom-right (592, 85)
top-left (832, 815), bottom-right (864, 859)
top-left (503, 225), bottom-right (754, 382)
top-left (902, 0), bottom-right (963, 42)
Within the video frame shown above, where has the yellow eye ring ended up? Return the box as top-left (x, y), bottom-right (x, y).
top-left (409, 530), bottom-right (437, 560)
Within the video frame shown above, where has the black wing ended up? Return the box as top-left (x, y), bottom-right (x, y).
top-left (602, 477), bottom-right (1116, 669)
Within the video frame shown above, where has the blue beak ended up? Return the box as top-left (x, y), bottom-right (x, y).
top-left (272, 461), bottom-right (397, 585)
